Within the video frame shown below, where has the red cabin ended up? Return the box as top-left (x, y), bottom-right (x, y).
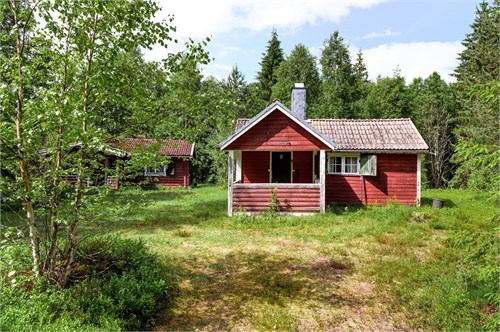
top-left (107, 138), bottom-right (194, 189)
top-left (219, 84), bottom-right (428, 216)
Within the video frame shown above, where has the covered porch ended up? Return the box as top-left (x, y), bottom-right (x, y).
top-left (227, 150), bottom-right (327, 216)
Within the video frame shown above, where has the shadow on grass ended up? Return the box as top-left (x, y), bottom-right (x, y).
top-left (326, 203), bottom-right (367, 215)
top-left (107, 187), bottom-right (194, 205)
top-left (157, 251), bottom-right (356, 331)
top-left (82, 188), bottom-right (227, 236)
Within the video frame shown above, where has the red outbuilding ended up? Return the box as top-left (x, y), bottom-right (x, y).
top-left (219, 84), bottom-right (428, 215)
top-left (107, 138), bottom-right (194, 189)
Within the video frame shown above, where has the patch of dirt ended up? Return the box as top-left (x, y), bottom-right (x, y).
top-left (153, 251), bottom-right (411, 331)
top-left (311, 256), bottom-right (353, 271)
top-left (276, 239), bottom-right (304, 249)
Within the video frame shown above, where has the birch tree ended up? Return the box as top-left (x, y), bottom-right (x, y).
top-left (1, 0), bottom-right (209, 286)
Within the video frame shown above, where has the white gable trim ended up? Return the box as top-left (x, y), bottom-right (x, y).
top-left (219, 102), bottom-right (336, 151)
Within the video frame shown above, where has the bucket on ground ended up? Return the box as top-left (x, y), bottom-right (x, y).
top-left (432, 199), bottom-right (444, 208)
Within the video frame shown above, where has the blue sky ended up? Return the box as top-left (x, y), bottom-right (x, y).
top-left (145, 0), bottom-right (480, 83)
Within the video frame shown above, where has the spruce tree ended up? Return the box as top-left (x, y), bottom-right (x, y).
top-left (451, 0), bottom-right (499, 191)
top-left (452, 0), bottom-right (499, 145)
top-left (353, 49), bottom-right (370, 117)
top-left (225, 65), bottom-right (251, 119)
top-left (353, 50), bottom-right (369, 82)
top-left (256, 29), bottom-right (284, 103)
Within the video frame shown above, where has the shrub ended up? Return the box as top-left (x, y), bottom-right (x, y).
top-left (0, 236), bottom-right (174, 331)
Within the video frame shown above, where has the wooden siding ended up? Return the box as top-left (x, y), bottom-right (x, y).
top-left (242, 151), bottom-right (269, 183)
top-left (326, 154), bottom-right (417, 205)
top-left (233, 184), bottom-right (320, 212)
top-left (132, 158), bottom-right (191, 188)
top-left (226, 110), bottom-right (330, 151)
top-left (293, 151), bottom-right (313, 183)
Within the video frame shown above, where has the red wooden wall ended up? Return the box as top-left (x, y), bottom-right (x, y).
top-left (325, 154), bottom-right (417, 205)
top-left (133, 158), bottom-right (191, 188)
top-left (293, 151), bottom-right (313, 183)
top-left (242, 151), bottom-right (269, 183)
top-left (226, 110), bottom-right (329, 151)
top-left (233, 184), bottom-right (320, 212)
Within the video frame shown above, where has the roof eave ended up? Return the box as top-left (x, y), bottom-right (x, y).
top-left (333, 149), bottom-right (429, 154)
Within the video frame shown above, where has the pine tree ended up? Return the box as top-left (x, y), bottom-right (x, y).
top-left (256, 29), bottom-right (284, 103)
top-left (271, 44), bottom-right (320, 111)
top-left (318, 31), bottom-right (358, 118)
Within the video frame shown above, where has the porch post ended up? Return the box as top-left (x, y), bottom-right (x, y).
top-left (319, 150), bottom-right (326, 213)
top-left (235, 151), bottom-right (242, 182)
top-left (228, 150), bottom-right (234, 216)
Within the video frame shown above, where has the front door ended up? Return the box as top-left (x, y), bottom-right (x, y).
top-left (271, 152), bottom-right (291, 183)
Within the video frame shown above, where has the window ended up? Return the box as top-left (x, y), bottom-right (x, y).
top-left (327, 154), bottom-right (359, 175)
top-left (144, 162), bottom-right (166, 176)
top-left (344, 156), bottom-right (358, 174)
top-left (329, 156), bottom-right (342, 174)
top-left (165, 162), bottom-right (175, 175)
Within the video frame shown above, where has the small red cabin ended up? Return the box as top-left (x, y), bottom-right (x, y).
top-left (107, 138), bottom-right (194, 189)
top-left (219, 84), bottom-right (428, 215)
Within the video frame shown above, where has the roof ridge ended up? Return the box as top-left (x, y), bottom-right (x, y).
top-left (309, 118), bottom-right (411, 121)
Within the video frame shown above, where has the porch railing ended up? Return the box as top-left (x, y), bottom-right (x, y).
top-left (232, 183), bottom-right (321, 213)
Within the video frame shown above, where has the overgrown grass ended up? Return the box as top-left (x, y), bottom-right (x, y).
top-left (2, 185), bottom-right (498, 331)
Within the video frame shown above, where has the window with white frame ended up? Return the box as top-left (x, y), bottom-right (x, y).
top-left (144, 162), bottom-right (166, 176)
top-left (328, 154), bottom-right (359, 175)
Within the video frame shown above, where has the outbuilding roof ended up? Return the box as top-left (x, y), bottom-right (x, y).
top-left (108, 138), bottom-right (195, 157)
top-left (233, 117), bottom-right (428, 153)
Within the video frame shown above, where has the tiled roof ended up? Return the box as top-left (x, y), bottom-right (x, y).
top-left (309, 118), bottom-right (428, 152)
top-left (233, 118), bottom-right (428, 152)
top-left (235, 118), bottom-right (250, 131)
top-left (108, 138), bottom-right (194, 157)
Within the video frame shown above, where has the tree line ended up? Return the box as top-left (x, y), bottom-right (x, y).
top-left (0, 0), bottom-right (498, 282)
top-left (219, 1), bottom-right (499, 193)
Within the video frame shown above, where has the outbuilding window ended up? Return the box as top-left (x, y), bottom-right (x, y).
top-left (327, 153), bottom-right (359, 175)
top-left (145, 163), bottom-right (166, 176)
top-left (145, 161), bottom-right (175, 176)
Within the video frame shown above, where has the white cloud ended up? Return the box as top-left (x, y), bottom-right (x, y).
top-left (156, 0), bottom-right (386, 38)
top-left (218, 46), bottom-right (240, 57)
top-left (202, 63), bottom-right (233, 80)
top-left (359, 28), bottom-right (401, 40)
top-left (361, 41), bottom-right (463, 83)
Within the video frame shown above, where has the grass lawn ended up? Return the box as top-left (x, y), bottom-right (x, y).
top-left (84, 186), bottom-right (498, 331)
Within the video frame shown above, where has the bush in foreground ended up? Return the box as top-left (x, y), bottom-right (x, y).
top-left (0, 236), bottom-right (174, 331)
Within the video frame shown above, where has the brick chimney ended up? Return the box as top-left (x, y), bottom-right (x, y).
top-left (291, 83), bottom-right (306, 119)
